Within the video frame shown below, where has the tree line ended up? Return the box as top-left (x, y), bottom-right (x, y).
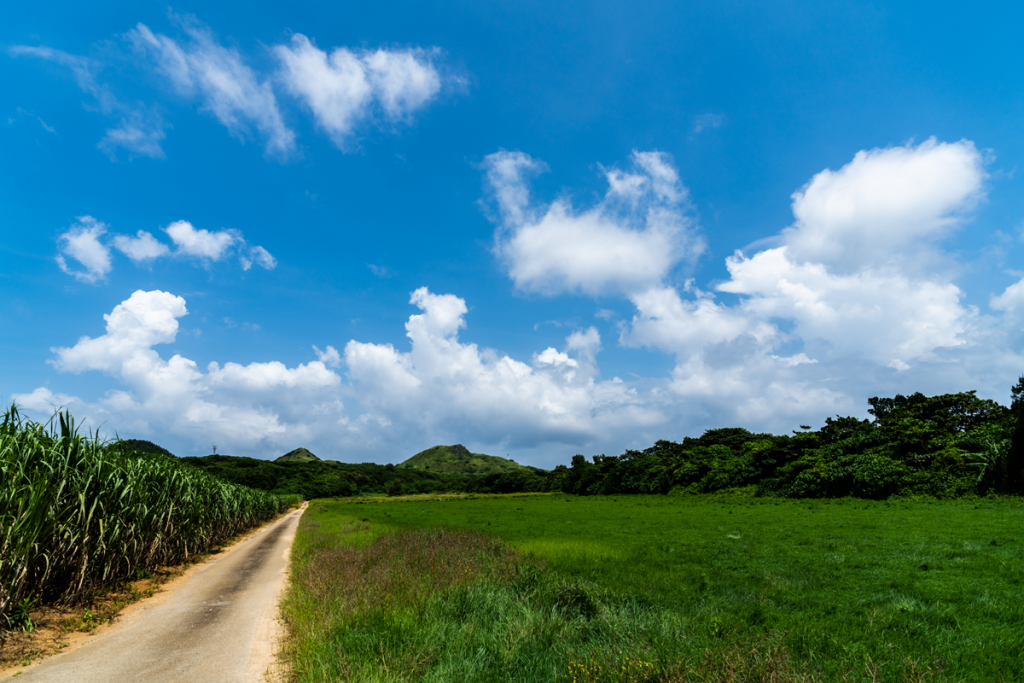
top-left (466, 387), bottom-right (1024, 499)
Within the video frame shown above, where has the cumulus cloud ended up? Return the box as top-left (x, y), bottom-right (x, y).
top-left (38, 290), bottom-right (342, 449)
top-left (161, 220), bottom-right (276, 269)
top-left (164, 220), bottom-right (238, 260)
top-left (275, 34), bottom-right (443, 147)
top-left (113, 230), bottom-right (171, 261)
top-left (623, 285), bottom-right (777, 357)
top-left (343, 287), bottom-right (652, 447)
top-left (313, 345), bottom-right (341, 368)
top-left (615, 139), bottom-right (988, 378)
top-left (485, 149), bottom-right (704, 296)
top-left (990, 278), bottom-right (1024, 316)
top-left (22, 138), bottom-right (1020, 465)
top-left (128, 20), bottom-right (295, 158)
top-left (783, 138), bottom-right (985, 270)
top-left (21, 288), bottom-right (662, 459)
top-left (719, 249), bottom-right (971, 365)
top-left (56, 216), bottom-right (113, 283)
top-left (56, 217), bottom-right (275, 279)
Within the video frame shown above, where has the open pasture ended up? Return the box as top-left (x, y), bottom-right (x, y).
top-left (285, 494), bottom-right (1024, 682)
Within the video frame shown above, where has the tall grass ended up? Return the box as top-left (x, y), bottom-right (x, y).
top-left (0, 405), bottom-right (295, 628)
top-left (282, 514), bottom-right (953, 682)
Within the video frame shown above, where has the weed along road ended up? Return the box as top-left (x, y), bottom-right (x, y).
top-left (11, 506), bottom-right (305, 683)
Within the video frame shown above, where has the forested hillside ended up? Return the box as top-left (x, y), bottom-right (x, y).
top-left (180, 454), bottom-right (473, 499)
top-left (398, 444), bottom-right (537, 475)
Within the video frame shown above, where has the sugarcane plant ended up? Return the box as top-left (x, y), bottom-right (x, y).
top-left (0, 405), bottom-right (295, 630)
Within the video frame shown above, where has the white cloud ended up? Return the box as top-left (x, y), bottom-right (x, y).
top-left (114, 230), bottom-right (171, 261)
top-left (56, 216), bottom-right (113, 283)
top-left (617, 139), bottom-right (986, 379)
top-left (719, 248), bottom-right (971, 365)
top-left (240, 245), bottom-right (277, 271)
top-left (52, 290), bottom-right (187, 373)
top-left (990, 278), bottom-right (1024, 316)
top-left (481, 150), bottom-right (547, 226)
top-left (783, 138), bottom-right (985, 271)
top-left (129, 21), bottom-right (295, 158)
top-left (21, 138), bottom-right (1022, 465)
top-left (12, 387), bottom-right (84, 414)
top-left (363, 48), bottom-right (442, 119)
top-left (313, 344), bottom-right (341, 368)
top-left (274, 35), bottom-right (371, 144)
top-left (164, 220), bottom-right (239, 260)
top-left (485, 150), bottom-right (704, 296)
top-left (12, 21), bottom-right (452, 160)
top-left (665, 350), bottom-right (848, 427)
top-left (23, 288), bottom-right (659, 458)
top-left (343, 287), bottom-right (654, 447)
top-left (275, 34), bottom-right (442, 147)
top-left (623, 285), bottom-right (776, 357)
top-left (55, 217), bottom-right (275, 279)
top-left (565, 327), bottom-right (601, 363)
top-left (99, 108), bottom-right (168, 160)
top-left (41, 290), bottom-right (342, 449)
top-left (10, 45), bottom-right (168, 159)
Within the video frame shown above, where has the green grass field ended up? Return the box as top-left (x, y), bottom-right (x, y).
top-left (283, 494), bottom-right (1024, 682)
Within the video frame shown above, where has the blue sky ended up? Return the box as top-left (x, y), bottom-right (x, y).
top-left (4, 1), bottom-right (1024, 465)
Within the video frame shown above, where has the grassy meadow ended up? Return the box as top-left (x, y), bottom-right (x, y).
top-left (282, 493), bottom-right (1024, 682)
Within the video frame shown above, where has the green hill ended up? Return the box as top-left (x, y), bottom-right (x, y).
top-left (398, 444), bottom-right (535, 476)
top-left (122, 439), bottom-right (176, 458)
top-left (276, 447), bottom-right (322, 463)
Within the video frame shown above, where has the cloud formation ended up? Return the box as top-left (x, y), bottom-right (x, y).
top-left (9, 45), bottom-right (168, 159)
top-left (275, 35), bottom-right (443, 147)
top-left (29, 290), bottom-right (342, 448)
top-left (56, 216), bottom-right (113, 283)
top-left (59, 218), bottom-right (275, 283)
top-left (113, 230), bottom-right (171, 261)
top-left (485, 150), bottom-right (704, 296)
top-left (343, 288), bottom-right (649, 448)
top-left (782, 138), bottom-right (985, 270)
top-left (10, 16), bottom-right (454, 160)
top-left (20, 139), bottom-right (1022, 466)
top-left (164, 220), bottom-right (239, 260)
top-left (19, 288), bottom-right (651, 458)
top-left (129, 21), bottom-right (296, 158)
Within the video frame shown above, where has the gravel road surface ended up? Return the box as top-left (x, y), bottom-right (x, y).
top-left (10, 506), bottom-right (304, 682)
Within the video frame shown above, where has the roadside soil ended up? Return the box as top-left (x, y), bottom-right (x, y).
top-left (1, 504), bottom-right (305, 682)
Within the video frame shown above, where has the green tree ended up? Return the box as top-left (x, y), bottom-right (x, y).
top-left (1007, 376), bottom-right (1024, 492)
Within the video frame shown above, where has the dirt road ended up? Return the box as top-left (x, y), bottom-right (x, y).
top-left (10, 506), bottom-right (304, 682)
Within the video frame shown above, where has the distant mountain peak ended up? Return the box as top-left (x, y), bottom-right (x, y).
top-left (397, 444), bottom-right (533, 476)
top-left (276, 447), bottom-right (321, 463)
